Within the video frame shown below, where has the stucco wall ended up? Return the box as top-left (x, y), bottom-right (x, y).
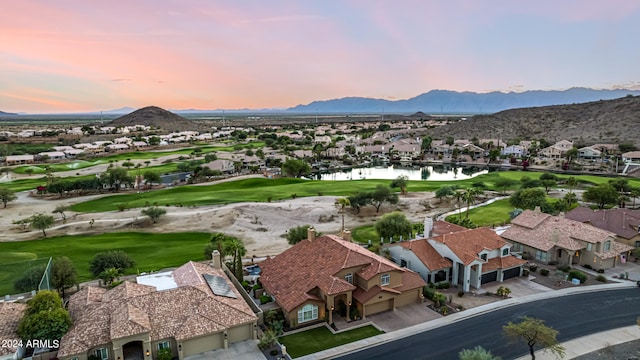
top-left (182, 333), bottom-right (223, 357)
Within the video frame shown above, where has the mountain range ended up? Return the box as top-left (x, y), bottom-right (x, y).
top-left (288, 88), bottom-right (640, 114)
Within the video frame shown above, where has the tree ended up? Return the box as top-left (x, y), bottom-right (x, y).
top-left (52, 205), bottom-right (69, 221)
top-left (565, 176), bottom-right (577, 194)
top-left (458, 346), bottom-right (502, 360)
top-left (421, 136), bottom-right (432, 154)
top-left (390, 175), bottom-right (408, 195)
top-left (282, 159), bottom-right (311, 177)
top-left (582, 183), bottom-right (619, 209)
top-left (141, 206), bottom-right (167, 224)
top-left (453, 189), bottom-right (465, 221)
top-left (375, 212), bottom-right (412, 241)
top-left (630, 188), bottom-right (640, 209)
top-left (224, 238), bottom-right (246, 281)
top-left (494, 178), bottom-right (518, 195)
top-left (143, 171), bottom-right (161, 186)
top-left (446, 136), bottom-right (455, 146)
top-left (336, 197), bottom-right (350, 233)
top-left (52, 256), bottom-right (77, 298)
top-left (435, 186), bottom-right (456, 202)
top-left (14, 264), bottom-right (47, 293)
top-left (121, 161), bottom-right (134, 169)
top-left (89, 250), bottom-right (135, 278)
top-left (541, 179), bottom-right (556, 194)
top-left (17, 290), bottom-right (72, 343)
top-left (503, 316), bottom-right (565, 360)
top-left (0, 188), bottom-right (17, 208)
top-left (29, 213), bottom-right (55, 237)
top-left (286, 224), bottom-right (314, 245)
top-left (371, 185), bottom-right (399, 213)
top-left (100, 166), bottom-right (133, 192)
top-left (463, 188), bottom-right (483, 219)
top-left (488, 148), bottom-right (501, 162)
top-left (348, 192), bottom-right (372, 214)
top-left (509, 188), bottom-right (547, 210)
top-left (99, 267), bottom-right (123, 287)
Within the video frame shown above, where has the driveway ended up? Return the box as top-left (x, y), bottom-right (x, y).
top-left (366, 302), bottom-right (442, 332)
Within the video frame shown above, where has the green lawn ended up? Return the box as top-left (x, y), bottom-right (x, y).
top-left (279, 325), bottom-right (384, 358)
top-left (0, 232), bottom-right (211, 296)
top-left (351, 225), bottom-right (377, 244)
top-left (447, 198), bottom-right (514, 227)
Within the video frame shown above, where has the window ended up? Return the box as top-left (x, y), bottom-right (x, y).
top-left (502, 248), bottom-right (509, 256)
top-left (603, 241), bottom-right (611, 252)
top-left (535, 250), bottom-right (548, 262)
top-left (587, 243), bottom-right (592, 251)
top-left (636, 241), bottom-right (640, 248)
top-left (557, 249), bottom-right (562, 258)
top-left (381, 273), bottom-right (390, 286)
top-left (344, 273), bottom-right (353, 284)
top-left (480, 253), bottom-right (488, 261)
top-left (400, 259), bottom-right (408, 268)
top-left (157, 341), bottom-right (170, 351)
top-left (298, 304), bottom-right (318, 323)
top-left (94, 348), bottom-right (108, 360)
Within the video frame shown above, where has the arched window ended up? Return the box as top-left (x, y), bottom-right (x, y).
top-left (298, 304), bottom-right (318, 323)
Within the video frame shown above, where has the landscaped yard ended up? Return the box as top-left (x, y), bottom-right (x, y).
top-left (278, 325), bottom-right (384, 358)
top-left (0, 232), bottom-right (211, 296)
top-left (446, 198), bottom-right (514, 227)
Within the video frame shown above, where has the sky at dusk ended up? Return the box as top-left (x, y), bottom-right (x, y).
top-left (2, 0), bottom-right (640, 113)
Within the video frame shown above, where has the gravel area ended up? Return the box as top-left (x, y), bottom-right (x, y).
top-left (574, 339), bottom-right (640, 360)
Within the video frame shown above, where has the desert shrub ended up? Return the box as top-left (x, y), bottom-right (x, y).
top-left (258, 329), bottom-right (278, 350)
top-left (522, 269), bottom-right (530, 277)
top-left (557, 265), bottom-right (570, 273)
top-left (568, 269), bottom-right (587, 284)
top-left (457, 290), bottom-right (465, 297)
top-left (529, 264), bottom-right (537, 272)
top-left (435, 281), bottom-right (450, 289)
top-left (241, 281), bottom-right (251, 291)
top-left (540, 268), bottom-right (550, 276)
top-left (423, 286), bottom-right (436, 300)
top-left (260, 295), bottom-right (272, 304)
top-left (596, 275), bottom-right (607, 282)
top-left (597, 269), bottom-right (605, 273)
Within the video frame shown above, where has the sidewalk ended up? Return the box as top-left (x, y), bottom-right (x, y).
top-left (514, 325), bottom-right (640, 360)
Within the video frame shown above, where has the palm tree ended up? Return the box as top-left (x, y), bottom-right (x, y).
top-left (463, 188), bottom-right (483, 219)
top-left (453, 190), bottom-right (465, 221)
top-left (566, 176), bottom-right (577, 194)
top-left (630, 188), bottom-right (640, 209)
top-left (224, 239), bottom-right (247, 280)
top-left (336, 197), bottom-right (350, 234)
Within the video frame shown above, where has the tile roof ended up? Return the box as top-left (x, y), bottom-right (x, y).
top-left (59, 261), bottom-right (256, 358)
top-left (259, 235), bottom-right (425, 313)
top-left (396, 239), bottom-right (452, 271)
top-left (434, 228), bottom-right (508, 265)
top-left (432, 220), bottom-right (467, 237)
top-left (482, 255), bottom-right (527, 272)
top-left (501, 210), bottom-right (619, 252)
top-left (565, 207), bottom-right (640, 240)
top-left (0, 302), bottom-right (27, 356)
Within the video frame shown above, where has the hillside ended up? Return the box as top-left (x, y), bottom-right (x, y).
top-left (109, 106), bottom-right (199, 132)
top-left (289, 88), bottom-right (640, 114)
top-left (423, 95), bottom-right (640, 146)
top-left (0, 110), bottom-right (18, 116)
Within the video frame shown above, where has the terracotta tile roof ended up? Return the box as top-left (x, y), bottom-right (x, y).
top-left (483, 255), bottom-right (527, 272)
top-left (59, 262), bottom-right (256, 357)
top-left (397, 239), bottom-right (452, 271)
top-left (432, 220), bottom-right (467, 236)
top-left (0, 302), bottom-right (27, 356)
top-left (260, 235), bottom-right (425, 313)
top-left (434, 228), bottom-right (508, 265)
top-left (566, 207), bottom-right (640, 240)
top-left (501, 210), bottom-right (619, 252)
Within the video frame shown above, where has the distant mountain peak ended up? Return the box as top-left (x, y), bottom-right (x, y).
top-left (109, 106), bottom-right (198, 132)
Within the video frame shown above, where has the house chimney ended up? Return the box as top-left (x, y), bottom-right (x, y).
top-left (558, 212), bottom-right (565, 219)
top-left (307, 227), bottom-right (316, 241)
top-left (342, 229), bottom-right (352, 242)
top-left (212, 250), bottom-right (221, 269)
top-left (424, 217), bottom-right (434, 238)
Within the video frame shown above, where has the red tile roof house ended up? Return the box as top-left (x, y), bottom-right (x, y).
top-left (501, 209), bottom-right (634, 270)
top-left (57, 259), bottom-right (258, 360)
top-left (259, 228), bottom-right (425, 328)
top-left (565, 207), bottom-right (640, 249)
top-left (386, 226), bottom-right (525, 292)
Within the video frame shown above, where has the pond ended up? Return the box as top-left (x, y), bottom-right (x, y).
top-left (317, 165), bottom-right (489, 181)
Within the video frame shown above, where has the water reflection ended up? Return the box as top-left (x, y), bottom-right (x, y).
top-left (318, 165), bottom-right (489, 181)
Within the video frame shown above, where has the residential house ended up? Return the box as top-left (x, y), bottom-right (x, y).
top-left (622, 151), bottom-right (640, 163)
top-left (501, 209), bottom-right (634, 269)
top-left (538, 140), bottom-right (574, 159)
top-left (5, 154), bottom-right (35, 166)
top-left (386, 226), bottom-right (525, 292)
top-left (57, 260), bottom-right (258, 360)
top-left (38, 151), bottom-right (66, 161)
top-left (462, 144), bottom-right (484, 159)
top-left (263, 167), bottom-right (282, 179)
top-left (501, 145), bottom-right (527, 158)
top-left (259, 229), bottom-right (425, 328)
top-left (591, 144), bottom-right (619, 155)
top-left (0, 302), bottom-right (27, 360)
top-left (203, 159), bottom-right (236, 174)
top-left (105, 143), bottom-right (129, 152)
top-left (577, 147), bottom-right (601, 160)
top-left (566, 207), bottom-right (640, 249)
top-left (64, 149), bottom-right (85, 158)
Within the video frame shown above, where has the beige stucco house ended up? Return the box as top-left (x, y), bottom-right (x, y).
top-left (501, 209), bottom-right (634, 269)
top-left (57, 260), bottom-right (258, 360)
top-left (566, 207), bottom-right (640, 249)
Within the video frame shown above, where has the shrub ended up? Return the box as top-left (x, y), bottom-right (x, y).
top-left (597, 269), bottom-right (605, 274)
top-left (260, 295), bottom-right (272, 304)
top-left (435, 281), bottom-right (451, 289)
top-left (529, 264), bottom-right (537, 273)
top-left (596, 275), bottom-right (607, 282)
top-left (557, 265), bottom-right (570, 273)
top-left (157, 348), bottom-right (172, 360)
top-left (457, 290), bottom-right (465, 297)
top-left (522, 269), bottom-right (530, 277)
top-left (253, 283), bottom-right (262, 291)
top-left (258, 329), bottom-right (278, 350)
top-left (270, 350), bottom-right (279, 356)
top-left (423, 286), bottom-right (436, 300)
top-left (540, 268), bottom-right (550, 276)
top-left (582, 264), bottom-right (593, 270)
top-left (548, 260), bottom-right (558, 266)
top-left (568, 269), bottom-right (587, 284)
top-left (241, 280), bottom-right (251, 291)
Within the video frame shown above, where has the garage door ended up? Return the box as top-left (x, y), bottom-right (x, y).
top-left (365, 299), bottom-right (393, 316)
top-left (481, 271), bottom-right (497, 284)
top-left (503, 267), bottom-right (521, 280)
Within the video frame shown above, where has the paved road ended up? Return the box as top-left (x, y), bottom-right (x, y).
top-left (337, 288), bottom-right (640, 360)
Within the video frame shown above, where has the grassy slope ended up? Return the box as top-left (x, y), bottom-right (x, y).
top-left (279, 325), bottom-right (384, 358)
top-left (0, 232), bottom-right (210, 296)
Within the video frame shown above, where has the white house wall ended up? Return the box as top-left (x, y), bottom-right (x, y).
top-left (386, 246), bottom-right (432, 283)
